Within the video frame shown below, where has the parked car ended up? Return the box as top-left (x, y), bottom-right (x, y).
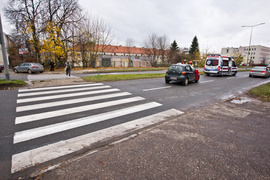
top-left (0, 65), bottom-right (4, 73)
top-left (267, 64), bottom-right (270, 70)
top-left (249, 66), bottom-right (270, 78)
top-left (165, 63), bottom-right (200, 86)
top-left (14, 63), bottom-right (44, 74)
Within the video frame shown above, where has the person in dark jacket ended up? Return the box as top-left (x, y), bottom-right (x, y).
top-left (50, 60), bottom-right (54, 71)
top-left (65, 60), bottom-right (71, 78)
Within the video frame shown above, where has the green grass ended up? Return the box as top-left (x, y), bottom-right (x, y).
top-left (0, 79), bottom-right (26, 85)
top-left (0, 79), bottom-right (26, 90)
top-left (248, 82), bottom-right (270, 102)
top-left (83, 67), bottom-right (168, 74)
top-left (82, 73), bottom-right (166, 82)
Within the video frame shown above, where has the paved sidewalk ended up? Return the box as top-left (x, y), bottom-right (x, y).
top-left (25, 95), bottom-right (270, 180)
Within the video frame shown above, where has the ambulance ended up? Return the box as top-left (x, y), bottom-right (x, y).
top-left (204, 54), bottom-right (237, 76)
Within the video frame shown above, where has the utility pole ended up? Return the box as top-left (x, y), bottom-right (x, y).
top-left (0, 14), bottom-right (10, 81)
top-left (242, 23), bottom-right (265, 70)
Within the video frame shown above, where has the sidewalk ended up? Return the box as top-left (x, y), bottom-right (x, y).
top-left (29, 95), bottom-right (270, 179)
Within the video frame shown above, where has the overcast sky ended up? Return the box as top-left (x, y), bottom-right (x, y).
top-left (1, 0), bottom-right (269, 53)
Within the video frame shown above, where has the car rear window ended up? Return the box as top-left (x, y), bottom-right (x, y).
top-left (169, 65), bottom-right (184, 71)
top-left (206, 59), bottom-right (218, 66)
top-left (222, 60), bottom-right (229, 66)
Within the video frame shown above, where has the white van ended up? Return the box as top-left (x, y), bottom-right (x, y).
top-left (204, 54), bottom-right (237, 76)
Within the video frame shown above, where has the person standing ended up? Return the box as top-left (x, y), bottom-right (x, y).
top-left (50, 60), bottom-right (54, 71)
top-left (40, 60), bottom-right (44, 67)
top-left (65, 60), bottom-right (71, 78)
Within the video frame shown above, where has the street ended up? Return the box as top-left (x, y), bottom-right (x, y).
top-left (0, 71), bottom-right (269, 179)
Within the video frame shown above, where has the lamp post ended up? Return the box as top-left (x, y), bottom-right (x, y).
top-left (242, 23), bottom-right (265, 70)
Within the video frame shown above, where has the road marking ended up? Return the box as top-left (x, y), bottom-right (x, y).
top-left (143, 86), bottom-right (171, 91)
top-left (15, 97), bottom-right (145, 124)
top-left (17, 88), bottom-right (120, 103)
top-left (12, 108), bottom-right (183, 173)
top-left (227, 77), bottom-right (236, 79)
top-left (19, 83), bottom-right (104, 92)
top-left (14, 102), bottom-right (162, 143)
top-left (16, 92), bottom-right (132, 112)
top-left (200, 80), bottom-right (214, 83)
top-left (18, 85), bottom-right (111, 97)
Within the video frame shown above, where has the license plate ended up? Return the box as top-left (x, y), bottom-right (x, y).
top-left (170, 77), bottom-right (177, 80)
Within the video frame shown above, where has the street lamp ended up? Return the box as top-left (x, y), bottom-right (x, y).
top-left (242, 23), bottom-right (265, 70)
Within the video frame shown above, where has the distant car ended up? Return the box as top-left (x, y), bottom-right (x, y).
top-left (14, 63), bottom-right (44, 74)
top-left (165, 64), bottom-right (200, 86)
top-left (249, 66), bottom-right (270, 78)
top-left (0, 65), bottom-right (4, 73)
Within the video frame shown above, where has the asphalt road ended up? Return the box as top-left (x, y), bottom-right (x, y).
top-left (0, 71), bottom-right (269, 179)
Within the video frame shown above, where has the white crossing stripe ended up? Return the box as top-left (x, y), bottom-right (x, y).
top-left (16, 92), bottom-right (132, 112)
top-left (19, 83), bottom-right (104, 92)
top-left (14, 102), bottom-right (162, 143)
top-left (17, 88), bottom-right (120, 103)
top-left (15, 97), bottom-right (145, 124)
top-left (12, 108), bottom-right (183, 173)
top-left (143, 86), bottom-right (171, 91)
top-left (200, 80), bottom-right (214, 83)
top-left (18, 85), bottom-right (111, 97)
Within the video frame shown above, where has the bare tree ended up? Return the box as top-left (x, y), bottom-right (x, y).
top-left (144, 33), bottom-right (159, 67)
top-left (157, 35), bottom-right (169, 64)
top-left (125, 38), bottom-right (134, 67)
top-left (4, 0), bottom-right (43, 60)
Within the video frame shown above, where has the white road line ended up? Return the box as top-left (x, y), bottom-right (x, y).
top-left (19, 83), bottom-right (104, 92)
top-left (227, 77), bottom-right (236, 79)
top-left (200, 80), bottom-right (214, 83)
top-left (16, 92), bottom-right (132, 112)
top-left (143, 86), bottom-right (171, 92)
top-left (15, 97), bottom-right (145, 124)
top-left (17, 88), bottom-right (120, 103)
top-left (14, 102), bottom-right (163, 143)
top-left (18, 85), bottom-right (111, 97)
top-left (12, 108), bottom-right (183, 173)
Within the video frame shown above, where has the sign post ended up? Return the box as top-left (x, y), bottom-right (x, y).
top-left (0, 14), bottom-right (10, 81)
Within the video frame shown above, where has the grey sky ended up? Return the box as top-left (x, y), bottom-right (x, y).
top-left (1, 0), bottom-right (269, 53)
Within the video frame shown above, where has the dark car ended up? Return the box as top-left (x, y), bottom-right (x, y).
top-left (0, 65), bottom-right (4, 73)
top-left (165, 63), bottom-right (200, 86)
top-left (249, 66), bottom-right (270, 78)
top-left (14, 63), bottom-right (44, 74)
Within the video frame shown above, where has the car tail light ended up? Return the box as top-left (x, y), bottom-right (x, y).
top-left (166, 70), bottom-right (168, 74)
top-left (261, 71), bottom-right (266, 73)
top-left (32, 66), bottom-right (37, 68)
top-left (204, 66), bottom-right (205, 70)
top-left (250, 70), bottom-right (254, 72)
top-left (218, 66), bottom-right (220, 71)
top-left (181, 72), bottom-right (186, 75)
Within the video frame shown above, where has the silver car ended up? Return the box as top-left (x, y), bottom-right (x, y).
top-left (249, 66), bottom-right (270, 78)
top-left (14, 63), bottom-right (44, 74)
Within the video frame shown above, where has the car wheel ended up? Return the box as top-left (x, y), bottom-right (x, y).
top-left (182, 78), bottom-right (188, 86)
top-left (232, 72), bottom-right (237, 76)
top-left (249, 74), bottom-right (252, 77)
top-left (40, 71), bottom-right (43, 73)
top-left (206, 74), bottom-right (210, 76)
top-left (165, 79), bottom-right (170, 84)
top-left (28, 69), bottom-right (32, 74)
top-left (14, 69), bottom-right (18, 73)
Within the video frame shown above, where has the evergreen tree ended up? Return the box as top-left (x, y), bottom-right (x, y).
top-left (170, 40), bottom-right (179, 51)
top-left (189, 36), bottom-right (200, 55)
top-left (168, 40), bottom-right (180, 63)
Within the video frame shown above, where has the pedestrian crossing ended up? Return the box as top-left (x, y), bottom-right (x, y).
top-left (12, 83), bottom-right (184, 173)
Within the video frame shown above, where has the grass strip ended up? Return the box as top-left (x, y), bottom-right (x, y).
top-left (248, 82), bottom-right (270, 102)
top-left (83, 67), bottom-right (168, 74)
top-left (82, 73), bottom-right (165, 82)
top-left (0, 79), bottom-right (26, 85)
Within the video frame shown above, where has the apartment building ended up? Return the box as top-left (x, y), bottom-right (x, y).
top-left (220, 45), bottom-right (270, 65)
top-left (238, 45), bottom-right (270, 65)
